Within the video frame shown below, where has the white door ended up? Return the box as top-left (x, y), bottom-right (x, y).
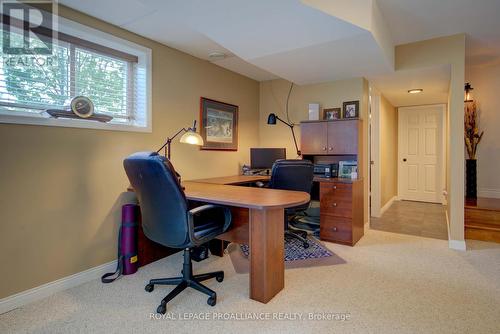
top-left (398, 104), bottom-right (445, 203)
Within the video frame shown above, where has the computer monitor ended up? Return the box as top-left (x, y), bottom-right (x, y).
top-left (250, 148), bottom-right (286, 169)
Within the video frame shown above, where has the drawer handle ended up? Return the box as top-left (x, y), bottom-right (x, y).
top-left (332, 227), bottom-right (338, 231)
top-left (332, 203), bottom-right (337, 207)
top-left (333, 185), bottom-right (337, 190)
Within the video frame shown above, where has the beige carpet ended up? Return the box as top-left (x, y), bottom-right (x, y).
top-left (1, 229), bottom-right (499, 334)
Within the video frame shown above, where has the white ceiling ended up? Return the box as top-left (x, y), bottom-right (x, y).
top-left (377, 0), bottom-right (500, 68)
top-left (369, 65), bottom-right (451, 107)
top-left (58, 0), bottom-right (500, 98)
top-left (59, 0), bottom-right (394, 84)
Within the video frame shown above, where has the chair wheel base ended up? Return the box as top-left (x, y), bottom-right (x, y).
top-left (148, 249), bottom-right (222, 312)
top-left (157, 303), bottom-right (167, 314)
top-left (207, 296), bottom-right (217, 306)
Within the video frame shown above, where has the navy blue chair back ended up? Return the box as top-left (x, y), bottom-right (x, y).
top-left (269, 159), bottom-right (314, 211)
top-left (123, 152), bottom-right (189, 248)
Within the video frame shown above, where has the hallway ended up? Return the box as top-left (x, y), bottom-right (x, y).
top-left (370, 200), bottom-right (448, 240)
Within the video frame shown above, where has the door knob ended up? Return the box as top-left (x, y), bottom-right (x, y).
top-left (332, 203), bottom-right (337, 207)
top-left (403, 158), bottom-right (407, 162)
top-left (323, 147), bottom-right (327, 151)
top-left (329, 147), bottom-right (333, 151)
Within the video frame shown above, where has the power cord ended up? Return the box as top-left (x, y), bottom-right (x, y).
top-left (285, 82), bottom-right (294, 124)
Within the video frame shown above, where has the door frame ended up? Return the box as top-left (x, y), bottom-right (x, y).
top-left (369, 86), bottom-right (381, 217)
top-left (397, 104), bottom-right (447, 204)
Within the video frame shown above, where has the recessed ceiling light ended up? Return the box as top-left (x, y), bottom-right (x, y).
top-left (208, 52), bottom-right (226, 61)
top-left (408, 89), bottom-right (423, 94)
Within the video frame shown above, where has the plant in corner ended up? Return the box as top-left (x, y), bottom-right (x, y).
top-left (464, 101), bottom-right (484, 199)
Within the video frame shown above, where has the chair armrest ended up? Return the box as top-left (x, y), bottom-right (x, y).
top-left (188, 204), bottom-right (220, 216)
top-left (188, 204), bottom-right (232, 245)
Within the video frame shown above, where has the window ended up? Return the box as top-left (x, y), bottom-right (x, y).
top-left (0, 13), bottom-right (151, 132)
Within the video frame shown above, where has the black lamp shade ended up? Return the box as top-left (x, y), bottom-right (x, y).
top-left (267, 113), bottom-right (277, 125)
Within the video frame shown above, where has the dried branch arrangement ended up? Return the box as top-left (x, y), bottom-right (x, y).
top-left (464, 102), bottom-right (484, 159)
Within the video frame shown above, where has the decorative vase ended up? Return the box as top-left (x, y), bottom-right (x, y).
top-left (466, 159), bottom-right (477, 199)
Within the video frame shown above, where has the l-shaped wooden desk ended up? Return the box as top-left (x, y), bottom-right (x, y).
top-left (184, 175), bottom-right (309, 303)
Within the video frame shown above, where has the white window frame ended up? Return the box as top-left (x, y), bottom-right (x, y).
top-left (0, 16), bottom-right (152, 133)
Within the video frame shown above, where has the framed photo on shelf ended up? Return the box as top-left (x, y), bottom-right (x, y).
top-left (323, 107), bottom-right (342, 120)
top-left (339, 160), bottom-right (358, 178)
top-left (342, 100), bottom-right (359, 119)
top-left (200, 97), bottom-right (238, 151)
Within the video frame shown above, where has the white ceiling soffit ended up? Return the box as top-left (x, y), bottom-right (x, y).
top-left (369, 65), bottom-right (451, 107)
top-left (376, 0), bottom-right (500, 68)
top-left (59, 0), bottom-right (395, 84)
top-left (59, 0), bottom-right (278, 81)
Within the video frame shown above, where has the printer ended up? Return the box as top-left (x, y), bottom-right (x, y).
top-left (313, 163), bottom-right (338, 178)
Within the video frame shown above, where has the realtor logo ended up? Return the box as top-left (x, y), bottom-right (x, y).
top-left (1, 0), bottom-right (56, 55)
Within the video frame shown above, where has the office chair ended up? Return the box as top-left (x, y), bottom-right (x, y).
top-left (268, 159), bottom-right (314, 248)
top-left (123, 152), bottom-right (231, 314)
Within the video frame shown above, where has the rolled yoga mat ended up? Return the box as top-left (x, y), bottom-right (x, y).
top-left (121, 204), bottom-right (139, 275)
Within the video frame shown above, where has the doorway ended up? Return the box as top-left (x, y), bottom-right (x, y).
top-left (398, 104), bottom-right (446, 204)
top-left (369, 100), bottom-right (448, 240)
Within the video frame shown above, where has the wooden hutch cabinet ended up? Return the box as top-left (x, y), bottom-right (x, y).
top-left (300, 119), bottom-right (364, 246)
top-left (301, 119), bottom-right (360, 155)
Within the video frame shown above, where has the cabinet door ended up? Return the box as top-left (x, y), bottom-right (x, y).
top-left (327, 120), bottom-right (358, 155)
top-left (300, 122), bottom-right (328, 155)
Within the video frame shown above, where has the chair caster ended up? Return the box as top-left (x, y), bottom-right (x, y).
top-left (157, 302), bottom-right (167, 314)
top-left (145, 284), bottom-right (154, 292)
top-left (216, 272), bottom-right (224, 282)
top-left (207, 295), bottom-right (217, 306)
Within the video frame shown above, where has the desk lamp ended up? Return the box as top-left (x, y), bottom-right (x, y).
top-left (267, 113), bottom-right (301, 156)
top-left (157, 120), bottom-right (204, 159)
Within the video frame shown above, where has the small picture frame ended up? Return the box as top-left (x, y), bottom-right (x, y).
top-left (342, 100), bottom-right (359, 119)
top-left (323, 107), bottom-right (342, 120)
top-left (339, 160), bottom-right (358, 178)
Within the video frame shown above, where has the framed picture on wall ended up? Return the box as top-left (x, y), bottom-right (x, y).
top-left (200, 97), bottom-right (238, 151)
top-left (342, 100), bottom-right (359, 119)
top-left (323, 107), bottom-right (342, 120)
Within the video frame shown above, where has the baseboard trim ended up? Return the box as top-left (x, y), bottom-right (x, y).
top-left (0, 260), bottom-right (117, 315)
top-left (477, 188), bottom-right (500, 199)
top-left (449, 239), bottom-right (467, 251)
top-left (380, 196), bottom-right (397, 216)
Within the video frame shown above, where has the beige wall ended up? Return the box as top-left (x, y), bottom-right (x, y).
top-left (466, 63), bottom-right (500, 198)
top-left (259, 78), bottom-right (364, 156)
top-left (379, 94), bottom-right (398, 206)
top-left (259, 78), bottom-right (369, 223)
top-left (0, 6), bottom-right (260, 299)
top-left (396, 34), bottom-right (465, 243)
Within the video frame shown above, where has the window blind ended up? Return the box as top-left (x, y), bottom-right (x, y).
top-left (0, 19), bottom-right (140, 123)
